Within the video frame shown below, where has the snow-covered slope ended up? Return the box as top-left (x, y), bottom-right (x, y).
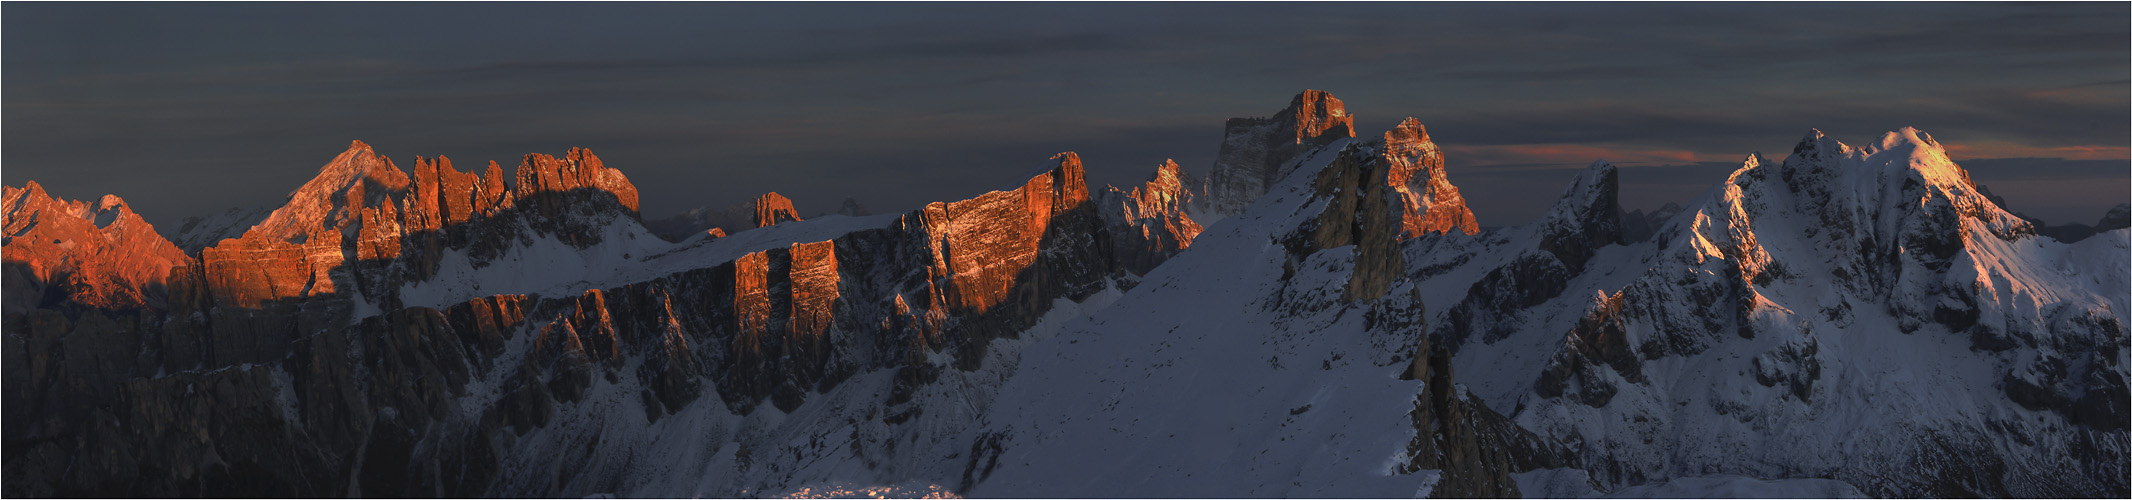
top-left (966, 138), bottom-right (1450, 497)
top-left (1435, 129), bottom-right (2128, 498)
top-left (380, 126), bottom-right (2132, 498)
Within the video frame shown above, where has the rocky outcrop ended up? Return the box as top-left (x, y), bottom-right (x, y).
top-left (1400, 327), bottom-right (1573, 498)
top-left (1534, 290), bottom-right (1645, 407)
top-left (1198, 89), bottom-right (1356, 218)
top-left (1098, 160), bottom-right (1203, 277)
top-left (752, 192), bottom-right (802, 228)
top-left (1381, 117), bottom-right (1480, 238)
top-left (1286, 118), bottom-right (1479, 302)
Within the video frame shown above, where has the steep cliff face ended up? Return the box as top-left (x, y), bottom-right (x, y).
top-left (1097, 160), bottom-right (1203, 277)
top-left (200, 141), bottom-right (647, 311)
top-left (1198, 89), bottom-right (1357, 219)
top-left (752, 192), bottom-right (803, 228)
top-left (2, 183), bottom-right (191, 313)
top-left (1380, 117), bottom-right (1480, 238)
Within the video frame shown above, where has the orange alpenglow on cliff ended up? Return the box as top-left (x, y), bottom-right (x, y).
top-left (1381, 117), bottom-right (1481, 237)
top-left (917, 151), bottom-right (1090, 314)
top-left (200, 140), bottom-right (641, 308)
top-left (1, 182), bottom-right (191, 310)
top-left (753, 192), bottom-right (803, 228)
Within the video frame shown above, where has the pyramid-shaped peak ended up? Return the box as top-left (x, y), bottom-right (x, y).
top-left (313, 139), bottom-right (408, 188)
top-left (1552, 160), bottom-right (1620, 209)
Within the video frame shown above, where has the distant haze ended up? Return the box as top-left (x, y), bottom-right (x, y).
top-left (6, 3), bottom-right (2126, 230)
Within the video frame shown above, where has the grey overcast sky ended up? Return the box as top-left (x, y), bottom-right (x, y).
top-left (5, 2), bottom-right (2127, 231)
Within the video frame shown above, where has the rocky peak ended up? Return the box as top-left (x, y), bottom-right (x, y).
top-left (242, 140), bottom-right (408, 244)
top-left (1379, 117), bottom-right (1480, 237)
top-left (1536, 161), bottom-right (1624, 272)
top-left (1127, 160), bottom-right (1193, 216)
top-left (1283, 89), bottom-right (1356, 145)
top-left (2, 182), bottom-right (189, 312)
top-left (1098, 159), bottom-right (1204, 276)
top-left (1198, 90), bottom-right (1360, 218)
top-left (753, 192), bottom-right (803, 228)
top-left (1775, 127), bottom-right (2031, 252)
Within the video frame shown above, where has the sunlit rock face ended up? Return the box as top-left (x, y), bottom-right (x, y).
top-left (2, 182), bottom-right (191, 312)
top-left (0, 138), bottom-right (1169, 497)
top-left (1285, 117), bottom-right (1480, 301)
top-left (753, 192), bottom-right (803, 228)
top-left (1198, 89), bottom-right (1356, 219)
top-left (1379, 117), bottom-right (1480, 238)
top-left (929, 152), bottom-right (1094, 315)
top-left (1099, 160), bottom-right (1204, 277)
top-left (200, 141), bottom-right (645, 310)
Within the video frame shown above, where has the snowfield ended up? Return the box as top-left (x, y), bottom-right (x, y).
top-left (425, 128), bottom-right (2130, 497)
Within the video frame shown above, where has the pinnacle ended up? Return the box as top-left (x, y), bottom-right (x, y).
top-left (1387, 117), bottom-right (1430, 143)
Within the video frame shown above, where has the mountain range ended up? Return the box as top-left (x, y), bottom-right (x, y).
top-left (3, 90), bottom-right (2125, 498)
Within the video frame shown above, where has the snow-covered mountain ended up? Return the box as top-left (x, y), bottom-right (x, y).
top-left (3, 91), bottom-right (2123, 498)
top-left (1432, 129), bottom-right (2128, 497)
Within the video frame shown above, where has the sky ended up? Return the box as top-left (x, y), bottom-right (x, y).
top-left (6, 2), bottom-right (2128, 232)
